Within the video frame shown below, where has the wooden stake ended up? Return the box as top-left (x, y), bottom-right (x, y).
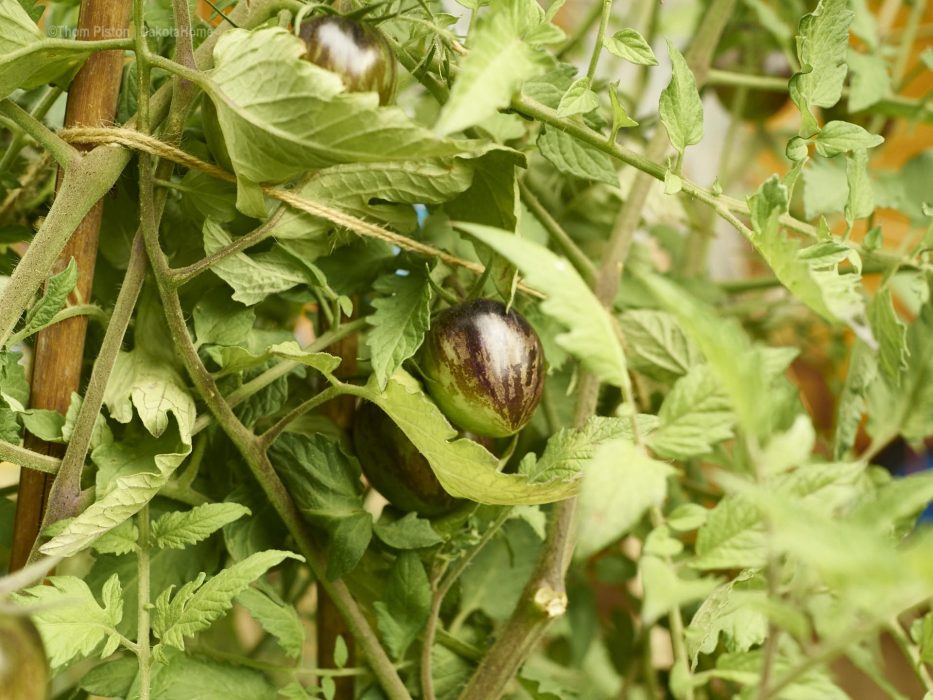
top-left (10, 0), bottom-right (132, 571)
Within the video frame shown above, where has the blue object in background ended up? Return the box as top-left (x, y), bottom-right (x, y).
top-left (897, 444), bottom-right (933, 524)
top-left (414, 203), bottom-right (429, 228)
top-left (879, 438), bottom-right (933, 524)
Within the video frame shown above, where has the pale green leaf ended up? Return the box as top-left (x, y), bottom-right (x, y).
top-left (42, 352), bottom-right (194, 558)
top-left (374, 552), bottom-right (431, 659)
top-left (19, 408), bottom-right (65, 442)
top-left (366, 271), bottom-right (433, 389)
top-left (103, 349), bottom-right (195, 440)
top-left (649, 364), bottom-right (734, 459)
top-left (178, 170), bottom-right (239, 223)
top-left (193, 290), bottom-right (256, 347)
top-left (152, 503), bottom-right (251, 550)
top-left (373, 511), bottom-right (443, 549)
top-left (236, 587), bottom-right (305, 658)
top-left (556, 77), bottom-right (599, 118)
top-left (868, 287), bottom-right (909, 384)
top-left (435, 6), bottom-right (545, 135)
top-left (0, 2), bottom-right (91, 98)
top-left (270, 158), bottom-right (475, 244)
top-left (640, 556), bottom-right (718, 625)
top-left (603, 28), bottom-right (658, 65)
top-left (537, 126), bottom-right (618, 186)
top-left (747, 176), bottom-right (868, 333)
top-left (686, 573), bottom-right (768, 670)
top-left (659, 40), bottom-right (703, 154)
top-left (148, 650), bottom-right (277, 700)
top-left (92, 519), bottom-right (139, 556)
top-left (520, 415), bottom-right (658, 483)
top-left (789, 0), bottom-right (853, 135)
top-left (153, 550), bottom-right (301, 651)
top-left (847, 50), bottom-right (891, 111)
top-left (618, 309), bottom-right (703, 383)
top-left (845, 147), bottom-right (875, 222)
top-left (813, 120), bottom-right (884, 158)
top-left (576, 439), bottom-right (673, 560)
top-left (18, 258), bottom-right (77, 340)
top-left (203, 219), bottom-right (307, 306)
top-left (13, 574), bottom-right (123, 669)
top-left (833, 341), bottom-right (876, 459)
top-left (267, 342), bottom-right (341, 376)
top-left (637, 272), bottom-right (770, 438)
top-left (802, 156), bottom-right (848, 220)
top-left (207, 28), bottom-right (465, 189)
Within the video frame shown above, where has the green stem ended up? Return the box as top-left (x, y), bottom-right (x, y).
top-left (0, 146), bottom-right (130, 349)
top-left (435, 628), bottom-right (483, 662)
top-left (705, 68), bottom-right (787, 91)
top-left (167, 205), bottom-right (288, 287)
top-left (8, 303), bottom-right (109, 346)
top-left (519, 180), bottom-right (597, 286)
top-left (0, 441), bottom-right (60, 474)
top-left (585, 0), bottom-right (613, 81)
top-left (33, 234), bottom-right (147, 536)
top-left (0, 100), bottom-right (77, 169)
top-left (191, 318), bottom-right (368, 435)
top-left (137, 504), bottom-right (152, 700)
top-left (705, 68), bottom-right (933, 123)
top-left (259, 385), bottom-right (345, 448)
top-left (0, 87), bottom-right (63, 173)
top-left (159, 480), bottom-right (210, 506)
top-left (146, 53), bottom-right (208, 86)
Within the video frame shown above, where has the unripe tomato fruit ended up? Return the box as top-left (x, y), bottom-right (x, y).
top-left (353, 402), bottom-right (461, 516)
top-left (0, 613), bottom-right (49, 700)
top-left (419, 299), bottom-right (545, 438)
top-left (299, 16), bottom-right (397, 106)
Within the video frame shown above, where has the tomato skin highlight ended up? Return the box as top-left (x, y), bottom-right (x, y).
top-left (419, 299), bottom-right (545, 438)
top-left (0, 613), bottom-right (49, 700)
top-left (299, 16), bottom-right (397, 105)
top-left (353, 402), bottom-right (461, 516)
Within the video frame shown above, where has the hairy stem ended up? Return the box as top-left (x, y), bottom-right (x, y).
top-left (137, 504), bottom-right (152, 700)
top-left (0, 100), bottom-right (78, 169)
top-left (586, 0), bottom-right (613, 81)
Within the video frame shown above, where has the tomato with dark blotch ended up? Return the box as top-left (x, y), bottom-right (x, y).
top-left (353, 401), bottom-right (461, 516)
top-left (0, 613), bottom-right (49, 700)
top-left (419, 299), bottom-right (545, 438)
top-left (299, 16), bottom-right (397, 105)
top-left (712, 25), bottom-right (791, 121)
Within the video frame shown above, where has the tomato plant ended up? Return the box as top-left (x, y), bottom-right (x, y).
top-left (1, 0), bottom-right (932, 699)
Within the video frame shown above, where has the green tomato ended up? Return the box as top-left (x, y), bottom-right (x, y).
top-left (299, 16), bottom-right (397, 106)
top-left (353, 401), bottom-right (461, 516)
top-left (0, 613), bottom-right (49, 700)
top-left (418, 299), bottom-right (545, 438)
